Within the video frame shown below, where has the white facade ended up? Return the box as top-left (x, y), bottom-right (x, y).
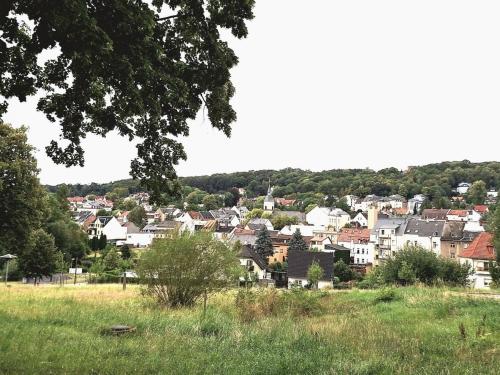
top-left (288, 278), bottom-right (332, 289)
top-left (402, 233), bottom-right (441, 256)
top-left (125, 233), bottom-right (154, 247)
top-left (351, 212), bottom-right (368, 228)
top-left (459, 258), bottom-right (494, 288)
top-left (338, 240), bottom-right (373, 265)
top-left (306, 207), bottom-right (350, 230)
top-left (457, 182), bottom-right (471, 195)
top-left (279, 224), bottom-right (324, 237)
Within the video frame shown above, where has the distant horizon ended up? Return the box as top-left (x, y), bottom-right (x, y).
top-left (42, 159), bottom-right (499, 186)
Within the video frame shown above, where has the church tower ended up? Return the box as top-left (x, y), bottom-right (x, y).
top-left (263, 179), bottom-right (275, 211)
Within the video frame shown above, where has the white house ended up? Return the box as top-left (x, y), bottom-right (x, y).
top-left (237, 245), bottom-right (271, 282)
top-left (246, 218), bottom-right (274, 231)
top-left (402, 219), bottom-right (445, 256)
top-left (370, 218), bottom-right (408, 264)
top-left (279, 224), bottom-right (324, 237)
top-left (351, 212), bottom-right (368, 228)
top-left (343, 195), bottom-right (359, 211)
top-left (337, 228), bottom-right (372, 265)
top-left (287, 250), bottom-right (333, 289)
top-left (125, 233), bottom-right (154, 247)
top-left (263, 184), bottom-right (275, 211)
top-left (306, 207), bottom-right (350, 230)
top-left (459, 232), bottom-right (496, 289)
top-left (87, 216), bottom-right (127, 242)
top-left (457, 182), bottom-right (471, 195)
top-left (487, 189), bottom-right (498, 198)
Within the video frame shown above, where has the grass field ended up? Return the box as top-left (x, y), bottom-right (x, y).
top-left (0, 284), bottom-right (498, 375)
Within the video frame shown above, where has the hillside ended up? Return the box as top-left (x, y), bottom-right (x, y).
top-left (47, 160), bottom-right (500, 202)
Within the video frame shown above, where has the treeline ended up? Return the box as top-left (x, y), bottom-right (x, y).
top-left (49, 161), bottom-right (499, 202)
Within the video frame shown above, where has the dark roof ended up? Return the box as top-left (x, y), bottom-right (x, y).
top-left (287, 250), bottom-right (334, 281)
top-left (157, 220), bottom-right (180, 229)
top-left (324, 244), bottom-right (351, 252)
top-left (122, 222), bottom-right (141, 234)
top-left (238, 245), bottom-right (268, 270)
top-left (441, 221), bottom-right (466, 241)
top-left (97, 216), bottom-right (113, 226)
top-left (404, 219), bottom-right (445, 237)
top-left (199, 211), bottom-right (214, 220)
top-left (247, 223), bottom-right (267, 231)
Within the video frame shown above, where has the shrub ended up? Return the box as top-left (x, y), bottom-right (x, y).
top-left (333, 259), bottom-right (356, 282)
top-left (374, 288), bottom-right (398, 303)
top-left (138, 232), bottom-right (240, 308)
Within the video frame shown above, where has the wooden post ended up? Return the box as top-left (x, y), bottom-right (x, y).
top-left (203, 289), bottom-right (208, 317)
top-left (73, 258), bottom-right (78, 285)
top-left (122, 271), bottom-right (127, 291)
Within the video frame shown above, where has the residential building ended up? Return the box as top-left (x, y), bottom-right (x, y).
top-left (306, 207), bottom-right (350, 230)
top-left (351, 212), bottom-right (368, 228)
top-left (459, 232), bottom-right (496, 288)
top-left (456, 182), bottom-right (471, 195)
top-left (421, 209), bottom-right (449, 221)
top-left (337, 228), bottom-right (372, 265)
top-left (287, 250), bottom-right (334, 289)
top-left (440, 221), bottom-right (478, 260)
top-left (87, 216), bottom-right (127, 242)
top-left (403, 219), bottom-right (445, 255)
top-left (370, 218), bottom-right (407, 264)
top-left (237, 245), bottom-right (271, 282)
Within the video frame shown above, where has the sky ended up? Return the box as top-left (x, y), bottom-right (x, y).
top-left (4, 0), bottom-right (500, 185)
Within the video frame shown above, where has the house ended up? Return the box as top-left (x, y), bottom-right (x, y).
top-left (176, 211), bottom-right (212, 232)
top-left (142, 220), bottom-right (181, 239)
top-left (403, 219), bottom-right (445, 255)
top-left (246, 218), bottom-right (274, 231)
top-left (343, 195), bottom-right (359, 211)
top-left (457, 182), bottom-right (471, 195)
top-left (87, 216), bottom-right (127, 242)
top-left (351, 212), bottom-right (368, 228)
top-left (486, 189), bottom-right (498, 198)
top-left (473, 205), bottom-right (489, 216)
top-left (421, 209), bottom-right (449, 221)
top-left (275, 197), bottom-right (297, 207)
top-left (306, 207), bottom-right (351, 230)
top-left (407, 194), bottom-right (426, 214)
top-left (237, 245), bottom-right (271, 282)
top-left (123, 222), bottom-right (154, 247)
top-left (287, 250), bottom-right (334, 289)
top-left (279, 224), bottom-right (324, 237)
top-left (337, 228), bottom-right (372, 265)
top-left (370, 218), bottom-right (408, 264)
top-left (309, 236), bottom-right (333, 251)
top-left (446, 210), bottom-right (469, 222)
top-left (229, 227), bottom-right (258, 246)
top-left (459, 232), bottom-right (496, 289)
top-left (440, 221), bottom-right (478, 260)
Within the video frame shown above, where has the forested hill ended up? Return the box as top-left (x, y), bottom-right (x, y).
top-left (47, 160), bottom-right (500, 201)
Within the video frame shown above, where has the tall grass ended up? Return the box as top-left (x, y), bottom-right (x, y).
top-left (0, 284), bottom-right (498, 374)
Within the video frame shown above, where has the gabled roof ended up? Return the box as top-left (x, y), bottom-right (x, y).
top-left (448, 209), bottom-right (468, 217)
top-left (238, 245), bottom-right (268, 271)
top-left (473, 205), bottom-right (489, 214)
top-left (459, 232), bottom-right (495, 260)
top-left (338, 228), bottom-right (370, 243)
top-left (421, 209), bottom-right (450, 220)
top-left (287, 250), bottom-right (333, 281)
top-left (96, 216), bottom-right (113, 226)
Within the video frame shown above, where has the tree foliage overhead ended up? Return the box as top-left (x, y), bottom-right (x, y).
top-left (1, 0), bottom-right (255, 203)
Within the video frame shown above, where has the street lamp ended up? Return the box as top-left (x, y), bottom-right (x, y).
top-left (0, 254), bottom-right (18, 286)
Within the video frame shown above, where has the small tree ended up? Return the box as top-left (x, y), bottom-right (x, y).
top-left (333, 259), bottom-right (355, 282)
top-left (103, 247), bottom-right (121, 271)
top-left (18, 229), bottom-right (57, 285)
top-left (128, 206), bottom-right (147, 227)
top-left (54, 251), bottom-right (68, 285)
top-left (121, 244), bottom-right (132, 260)
top-left (398, 261), bottom-right (416, 285)
top-left (307, 261), bottom-right (324, 289)
top-left (98, 234), bottom-right (107, 250)
top-left (138, 232), bottom-right (240, 310)
top-left (255, 227), bottom-right (274, 261)
top-left (288, 229), bottom-right (308, 252)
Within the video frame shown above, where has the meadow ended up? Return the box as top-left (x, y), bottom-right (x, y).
top-left (0, 284), bottom-right (498, 375)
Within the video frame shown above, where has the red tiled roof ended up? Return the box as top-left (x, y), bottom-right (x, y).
top-left (448, 210), bottom-right (468, 217)
top-left (188, 211), bottom-right (203, 220)
top-left (67, 196), bottom-right (85, 203)
top-left (473, 205), bottom-right (489, 214)
top-left (338, 228), bottom-right (370, 243)
top-left (459, 232), bottom-right (496, 260)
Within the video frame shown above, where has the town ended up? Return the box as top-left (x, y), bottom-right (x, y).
top-left (67, 179), bottom-right (499, 289)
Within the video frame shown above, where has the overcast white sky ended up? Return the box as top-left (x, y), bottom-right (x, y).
top-left (4, 0), bottom-right (500, 185)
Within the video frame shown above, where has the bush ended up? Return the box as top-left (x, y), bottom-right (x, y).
top-left (138, 232), bottom-right (240, 308)
top-left (374, 288), bottom-right (398, 303)
top-left (380, 245), bottom-right (472, 286)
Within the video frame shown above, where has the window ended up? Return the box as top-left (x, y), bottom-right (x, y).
top-left (451, 242), bottom-right (456, 248)
top-left (381, 230), bottom-right (385, 235)
top-left (433, 242), bottom-right (437, 249)
top-left (450, 252), bottom-right (455, 259)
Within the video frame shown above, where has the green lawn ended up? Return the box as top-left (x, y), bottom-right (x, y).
top-left (0, 284), bottom-right (498, 374)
